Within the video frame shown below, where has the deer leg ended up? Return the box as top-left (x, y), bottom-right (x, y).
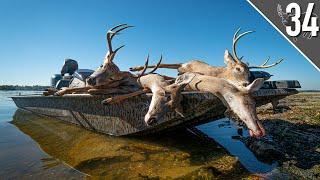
top-left (55, 86), bottom-right (92, 96)
top-left (55, 79), bottom-right (122, 96)
top-left (43, 88), bottom-right (58, 96)
top-left (88, 88), bottom-right (133, 95)
top-left (129, 64), bottom-right (182, 72)
top-left (102, 88), bottom-right (150, 105)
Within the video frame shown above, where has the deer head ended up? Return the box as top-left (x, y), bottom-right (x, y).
top-left (224, 28), bottom-right (283, 87)
top-left (137, 55), bottom-right (195, 125)
top-left (222, 78), bottom-right (266, 137)
top-left (86, 24), bottom-right (133, 86)
top-left (180, 73), bottom-right (266, 138)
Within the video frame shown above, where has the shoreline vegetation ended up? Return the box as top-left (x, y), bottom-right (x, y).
top-left (0, 85), bottom-right (50, 91)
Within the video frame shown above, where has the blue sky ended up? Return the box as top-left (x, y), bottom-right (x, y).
top-left (0, 0), bottom-right (319, 89)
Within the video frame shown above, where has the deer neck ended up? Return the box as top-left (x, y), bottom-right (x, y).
top-left (188, 73), bottom-right (238, 98)
top-left (139, 74), bottom-right (169, 93)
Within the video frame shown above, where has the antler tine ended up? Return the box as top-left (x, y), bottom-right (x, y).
top-left (232, 28), bottom-right (254, 62)
top-left (106, 24), bottom-right (133, 53)
top-left (147, 55), bottom-right (162, 74)
top-left (110, 25), bottom-right (134, 40)
top-left (233, 28), bottom-right (241, 42)
top-left (249, 58), bottom-right (284, 69)
top-left (110, 24), bottom-right (128, 31)
top-left (260, 56), bottom-right (270, 66)
top-left (113, 45), bottom-right (125, 54)
top-left (136, 54), bottom-right (163, 80)
top-left (137, 54), bottom-right (150, 79)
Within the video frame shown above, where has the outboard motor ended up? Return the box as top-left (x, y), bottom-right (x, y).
top-left (53, 59), bottom-right (79, 89)
top-left (51, 74), bottom-right (62, 87)
top-left (61, 59), bottom-right (78, 76)
top-left (69, 69), bottom-right (94, 88)
top-left (51, 58), bottom-right (94, 89)
top-left (55, 73), bottom-right (73, 89)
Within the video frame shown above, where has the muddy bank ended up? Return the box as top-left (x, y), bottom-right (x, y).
top-left (242, 92), bottom-right (320, 179)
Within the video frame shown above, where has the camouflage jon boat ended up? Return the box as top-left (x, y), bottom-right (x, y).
top-left (12, 80), bottom-right (300, 136)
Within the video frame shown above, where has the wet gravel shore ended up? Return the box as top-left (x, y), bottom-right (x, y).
top-left (243, 92), bottom-right (320, 179)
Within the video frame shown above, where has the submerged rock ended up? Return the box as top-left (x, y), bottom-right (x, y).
top-left (241, 136), bottom-right (283, 164)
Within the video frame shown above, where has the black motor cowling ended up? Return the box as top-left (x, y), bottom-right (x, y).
top-left (60, 59), bottom-right (78, 76)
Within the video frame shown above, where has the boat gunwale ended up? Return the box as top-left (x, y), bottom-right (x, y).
top-left (11, 88), bottom-right (299, 99)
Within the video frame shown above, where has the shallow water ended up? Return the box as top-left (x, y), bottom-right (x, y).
top-left (0, 90), bottom-right (277, 179)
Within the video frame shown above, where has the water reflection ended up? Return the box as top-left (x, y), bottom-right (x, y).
top-left (11, 109), bottom-right (253, 179)
top-left (0, 91), bottom-right (85, 179)
top-left (198, 119), bottom-right (278, 173)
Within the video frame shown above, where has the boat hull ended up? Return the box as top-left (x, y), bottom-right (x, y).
top-left (12, 89), bottom-right (298, 136)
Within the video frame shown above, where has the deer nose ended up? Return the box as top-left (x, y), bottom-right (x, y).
top-left (242, 82), bottom-right (249, 87)
top-left (146, 116), bottom-right (157, 126)
top-left (86, 77), bottom-right (96, 86)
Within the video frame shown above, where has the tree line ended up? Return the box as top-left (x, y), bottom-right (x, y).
top-left (0, 85), bottom-right (50, 91)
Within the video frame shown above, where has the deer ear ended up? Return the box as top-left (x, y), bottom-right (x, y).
top-left (224, 50), bottom-right (235, 66)
top-left (164, 73), bottom-right (195, 93)
top-left (246, 78), bottom-right (265, 93)
top-left (175, 73), bottom-right (196, 86)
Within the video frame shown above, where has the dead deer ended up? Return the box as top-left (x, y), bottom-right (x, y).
top-left (103, 55), bottom-right (194, 125)
top-left (177, 72), bottom-right (266, 138)
top-left (86, 24), bottom-right (133, 86)
top-left (129, 28), bottom-right (283, 87)
top-left (54, 24), bottom-right (140, 96)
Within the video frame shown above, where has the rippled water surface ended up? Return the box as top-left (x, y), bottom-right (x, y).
top-left (0, 91), bottom-right (277, 179)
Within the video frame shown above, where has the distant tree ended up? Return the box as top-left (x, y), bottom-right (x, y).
top-left (0, 85), bottom-right (50, 91)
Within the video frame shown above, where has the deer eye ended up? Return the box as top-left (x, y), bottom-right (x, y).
top-left (236, 67), bottom-right (241, 71)
top-left (100, 65), bottom-right (103, 68)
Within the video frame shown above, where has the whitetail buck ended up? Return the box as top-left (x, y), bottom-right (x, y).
top-left (177, 72), bottom-right (266, 137)
top-left (106, 68), bottom-right (266, 137)
top-left (86, 24), bottom-right (133, 86)
top-left (129, 28), bottom-right (283, 87)
top-left (55, 24), bottom-right (141, 96)
top-left (103, 55), bottom-right (194, 125)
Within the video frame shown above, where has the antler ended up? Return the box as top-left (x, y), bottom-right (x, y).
top-left (136, 54), bottom-right (163, 79)
top-left (249, 57), bottom-right (284, 69)
top-left (105, 24), bottom-right (133, 62)
top-left (102, 88), bottom-right (151, 104)
top-left (232, 28), bottom-right (254, 63)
